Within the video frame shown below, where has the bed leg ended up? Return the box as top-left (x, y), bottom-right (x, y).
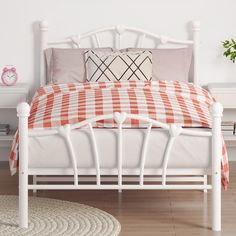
top-left (203, 175), bottom-right (207, 193)
top-left (17, 102), bottom-right (30, 228)
top-left (118, 189), bottom-right (122, 193)
top-left (211, 102), bottom-right (223, 232)
top-left (19, 169), bottom-right (28, 228)
top-left (33, 175), bottom-right (37, 195)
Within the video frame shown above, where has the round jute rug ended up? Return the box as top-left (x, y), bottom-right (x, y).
top-left (0, 195), bottom-right (121, 236)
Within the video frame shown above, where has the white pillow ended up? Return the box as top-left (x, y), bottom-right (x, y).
top-left (85, 50), bottom-right (152, 82)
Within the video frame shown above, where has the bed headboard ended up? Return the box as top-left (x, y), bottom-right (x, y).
top-left (39, 20), bottom-right (200, 87)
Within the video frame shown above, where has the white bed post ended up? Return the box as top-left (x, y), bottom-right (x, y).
top-left (18, 102), bottom-right (30, 228)
top-left (192, 21), bottom-right (207, 193)
top-left (191, 20), bottom-right (200, 85)
top-left (211, 102), bottom-right (223, 231)
top-left (39, 20), bottom-right (48, 87)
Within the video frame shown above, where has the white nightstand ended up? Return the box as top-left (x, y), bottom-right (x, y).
top-left (0, 83), bottom-right (29, 147)
top-left (208, 83), bottom-right (236, 109)
top-left (208, 83), bottom-right (236, 147)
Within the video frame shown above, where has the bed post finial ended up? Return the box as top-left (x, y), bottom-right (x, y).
top-left (210, 102), bottom-right (223, 118)
top-left (191, 20), bottom-right (200, 85)
top-left (39, 20), bottom-right (49, 87)
top-left (210, 102), bottom-right (223, 232)
top-left (40, 20), bottom-right (49, 32)
top-left (17, 102), bottom-right (30, 117)
top-left (192, 20), bottom-right (200, 32)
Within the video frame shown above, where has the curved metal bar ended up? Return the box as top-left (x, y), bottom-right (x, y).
top-left (162, 137), bottom-right (176, 186)
top-left (28, 113), bottom-right (212, 138)
top-left (71, 113), bottom-right (170, 130)
top-left (58, 125), bottom-right (78, 186)
top-left (162, 124), bottom-right (182, 186)
top-left (70, 36), bottom-right (80, 48)
top-left (139, 123), bottom-right (152, 186)
top-left (88, 123), bottom-right (101, 185)
top-left (48, 25), bottom-right (193, 46)
top-left (94, 34), bottom-right (101, 48)
top-left (116, 34), bottom-right (121, 50)
top-left (138, 34), bottom-right (146, 47)
top-left (113, 112), bottom-right (127, 190)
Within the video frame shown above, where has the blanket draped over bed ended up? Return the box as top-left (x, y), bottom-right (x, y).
top-left (9, 80), bottom-right (229, 188)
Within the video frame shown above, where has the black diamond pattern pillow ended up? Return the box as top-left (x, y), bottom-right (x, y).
top-left (85, 50), bottom-right (152, 82)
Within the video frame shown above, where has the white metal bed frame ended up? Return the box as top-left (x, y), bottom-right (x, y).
top-left (17, 20), bottom-right (223, 231)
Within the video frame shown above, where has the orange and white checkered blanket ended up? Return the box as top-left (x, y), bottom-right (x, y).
top-left (9, 80), bottom-right (229, 187)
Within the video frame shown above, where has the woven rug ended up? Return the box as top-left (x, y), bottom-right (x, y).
top-left (0, 195), bottom-right (121, 235)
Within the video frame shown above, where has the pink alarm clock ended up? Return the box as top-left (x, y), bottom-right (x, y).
top-left (1, 67), bottom-right (18, 86)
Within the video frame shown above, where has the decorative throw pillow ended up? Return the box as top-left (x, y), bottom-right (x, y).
top-left (85, 50), bottom-right (152, 82)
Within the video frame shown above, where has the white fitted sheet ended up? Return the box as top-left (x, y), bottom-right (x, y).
top-left (28, 128), bottom-right (211, 171)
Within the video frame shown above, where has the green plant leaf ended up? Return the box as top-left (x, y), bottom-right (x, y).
top-left (222, 38), bottom-right (236, 63)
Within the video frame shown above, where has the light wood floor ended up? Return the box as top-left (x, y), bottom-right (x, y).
top-left (1, 163), bottom-right (236, 236)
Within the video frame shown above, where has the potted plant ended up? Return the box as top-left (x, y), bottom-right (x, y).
top-left (222, 38), bottom-right (236, 63)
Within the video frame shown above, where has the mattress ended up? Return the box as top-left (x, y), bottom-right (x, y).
top-left (28, 127), bottom-right (211, 174)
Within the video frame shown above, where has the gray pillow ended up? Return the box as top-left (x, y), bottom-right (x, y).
top-left (127, 47), bottom-right (192, 82)
top-left (45, 48), bottom-right (113, 84)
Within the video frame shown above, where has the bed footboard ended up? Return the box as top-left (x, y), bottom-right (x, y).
top-left (17, 102), bottom-right (223, 231)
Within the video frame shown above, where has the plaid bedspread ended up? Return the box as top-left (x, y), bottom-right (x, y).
top-left (9, 80), bottom-right (229, 187)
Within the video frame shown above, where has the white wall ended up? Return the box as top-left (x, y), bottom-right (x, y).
top-left (0, 0), bottom-right (236, 90)
top-left (0, 0), bottom-right (236, 161)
